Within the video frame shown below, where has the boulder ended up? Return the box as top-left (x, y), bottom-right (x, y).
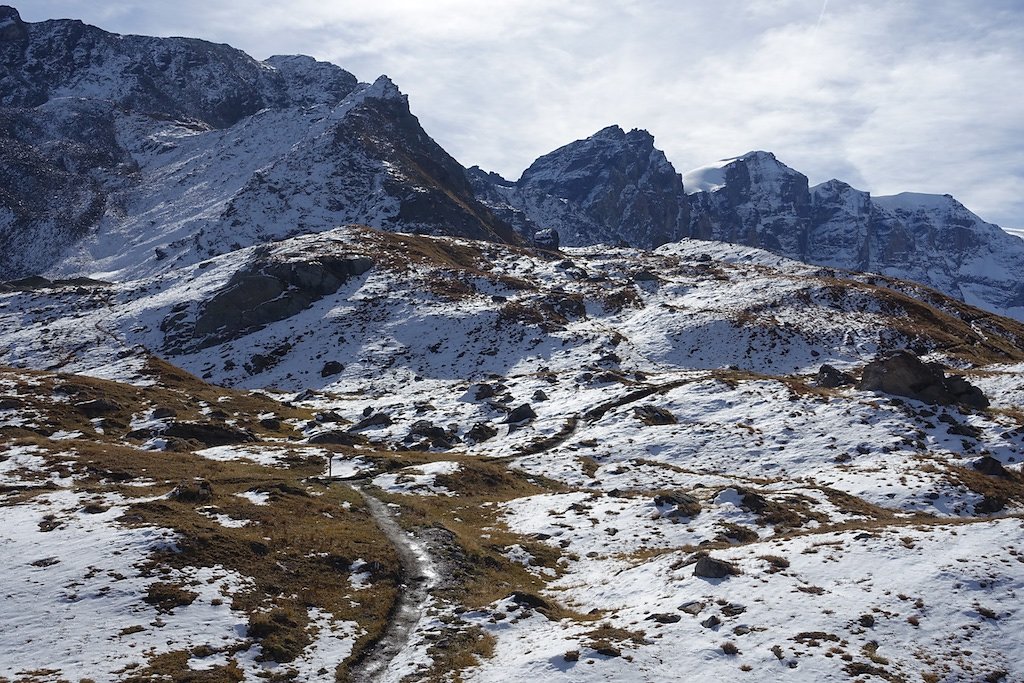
top-left (504, 404), bottom-right (537, 424)
top-left (348, 413), bottom-right (392, 431)
top-left (693, 555), bottom-right (739, 579)
top-left (170, 478), bottom-right (213, 502)
top-left (653, 491), bottom-right (701, 518)
top-left (75, 398), bottom-right (121, 417)
top-left (533, 228), bottom-right (560, 251)
top-left (151, 405), bottom-right (177, 419)
top-left (307, 430), bottom-right (367, 446)
top-left (408, 420), bottom-right (455, 448)
top-left (320, 360), bottom-right (344, 377)
top-left (973, 456), bottom-right (1010, 478)
top-left (163, 421), bottom-right (257, 447)
top-left (815, 364), bottom-right (855, 388)
top-left (634, 404), bottom-right (677, 426)
top-left (646, 613), bottom-right (681, 624)
top-left (858, 351), bottom-right (989, 408)
top-left (466, 422), bottom-right (498, 443)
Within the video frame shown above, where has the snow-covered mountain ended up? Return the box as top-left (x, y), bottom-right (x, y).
top-left (0, 6), bottom-right (517, 280)
top-left (684, 151), bottom-right (1024, 320)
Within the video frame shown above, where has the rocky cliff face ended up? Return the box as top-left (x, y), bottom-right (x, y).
top-left (0, 6), bottom-right (517, 280)
top-left (471, 125), bottom-right (688, 248)
top-left (679, 151), bottom-right (1024, 319)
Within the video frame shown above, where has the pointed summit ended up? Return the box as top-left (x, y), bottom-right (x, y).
top-left (498, 125), bottom-right (687, 247)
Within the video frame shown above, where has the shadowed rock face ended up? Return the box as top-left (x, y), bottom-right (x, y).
top-left (469, 125), bottom-right (688, 248)
top-left (164, 254), bottom-right (373, 351)
top-left (858, 350), bottom-right (989, 408)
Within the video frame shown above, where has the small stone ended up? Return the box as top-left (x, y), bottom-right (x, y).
top-left (646, 613), bottom-right (681, 624)
top-left (679, 601), bottom-right (705, 615)
top-left (701, 615), bottom-right (721, 629)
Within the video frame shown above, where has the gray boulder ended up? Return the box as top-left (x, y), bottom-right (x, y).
top-left (858, 350), bottom-right (988, 408)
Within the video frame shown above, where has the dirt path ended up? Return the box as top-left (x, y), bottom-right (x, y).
top-left (346, 484), bottom-right (438, 683)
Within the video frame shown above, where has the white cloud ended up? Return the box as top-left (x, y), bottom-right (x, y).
top-left (21, 0), bottom-right (1024, 227)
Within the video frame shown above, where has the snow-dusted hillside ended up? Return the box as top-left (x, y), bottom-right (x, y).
top-left (3, 226), bottom-right (1024, 681)
top-left (4, 6), bottom-right (1024, 682)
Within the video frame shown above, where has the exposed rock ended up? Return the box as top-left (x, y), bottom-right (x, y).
top-left (533, 228), bottom-right (560, 251)
top-left (693, 555), bottom-right (739, 579)
top-left (169, 479), bottom-right (214, 502)
top-left (974, 456), bottom-right (1010, 478)
top-left (679, 601), bottom-right (705, 615)
top-left (408, 420), bottom-right (455, 448)
top-left (653, 491), bottom-right (702, 518)
top-left (504, 404), bottom-right (537, 424)
top-left (307, 430), bottom-right (367, 446)
top-left (349, 413), bottom-right (392, 432)
top-left (510, 591), bottom-right (549, 610)
top-left (75, 398), bottom-right (121, 418)
top-left (151, 406), bottom-right (177, 419)
top-left (532, 389), bottom-right (549, 402)
top-left (176, 254), bottom-right (373, 350)
top-left (466, 422), bottom-right (498, 443)
top-left (474, 383), bottom-right (504, 400)
top-left (634, 404), bottom-right (677, 426)
top-left (646, 613), bottom-right (681, 624)
top-left (320, 360), bottom-right (344, 377)
top-left (701, 615), bottom-right (722, 629)
top-left (162, 422), bottom-right (257, 447)
top-left (816, 364), bottom-right (855, 388)
top-left (858, 351), bottom-right (989, 408)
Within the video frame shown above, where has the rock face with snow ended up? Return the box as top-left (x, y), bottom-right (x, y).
top-left (681, 151), bottom-right (1024, 320)
top-left (470, 125), bottom-right (688, 248)
top-left (3, 4), bottom-right (1023, 322)
top-left (0, 6), bottom-right (517, 280)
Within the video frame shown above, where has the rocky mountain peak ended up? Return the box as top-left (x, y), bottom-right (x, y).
top-left (263, 54), bottom-right (359, 108)
top-left (495, 125), bottom-right (686, 247)
top-left (361, 74), bottom-right (406, 103)
top-left (0, 5), bottom-right (22, 25)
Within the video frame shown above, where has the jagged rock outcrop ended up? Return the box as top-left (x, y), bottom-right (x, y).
top-left (470, 125), bottom-right (688, 248)
top-left (162, 251), bottom-right (373, 351)
top-left (685, 151), bottom-right (811, 257)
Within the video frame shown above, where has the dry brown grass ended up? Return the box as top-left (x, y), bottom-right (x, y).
top-left (0, 363), bottom-right (405, 680)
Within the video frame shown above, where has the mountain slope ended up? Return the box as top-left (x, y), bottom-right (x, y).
top-left (681, 151), bottom-right (1024, 320)
top-left (3, 227), bottom-right (1024, 681)
top-left (0, 6), bottom-right (518, 280)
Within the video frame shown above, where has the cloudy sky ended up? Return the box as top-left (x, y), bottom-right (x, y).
top-left (23, 1), bottom-right (1024, 228)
